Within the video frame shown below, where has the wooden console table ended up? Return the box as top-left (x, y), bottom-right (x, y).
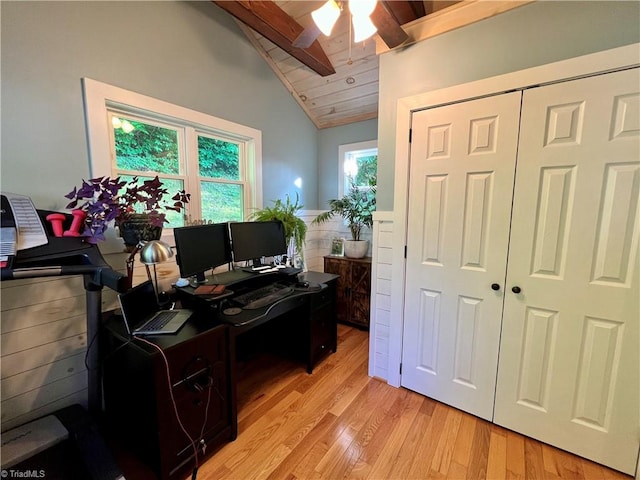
top-left (323, 256), bottom-right (371, 330)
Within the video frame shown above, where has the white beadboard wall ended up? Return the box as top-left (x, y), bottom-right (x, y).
top-left (301, 209), bottom-right (373, 273)
top-left (0, 211), bottom-right (378, 431)
top-left (368, 211), bottom-right (393, 381)
top-left (0, 250), bottom-right (182, 432)
top-left (1, 275), bottom-right (91, 432)
top-left (1, 255), bottom-right (122, 432)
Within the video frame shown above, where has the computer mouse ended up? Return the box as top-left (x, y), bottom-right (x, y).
top-left (296, 281), bottom-right (310, 288)
top-left (223, 307), bottom-right (242, 315)
top-left (175, 278), bottom-right (189, 288)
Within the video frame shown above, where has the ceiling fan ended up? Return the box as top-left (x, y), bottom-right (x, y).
top-left (293, 0), bottom-right (409, 49)
top-left (210, 1), bottom-right (413, 77)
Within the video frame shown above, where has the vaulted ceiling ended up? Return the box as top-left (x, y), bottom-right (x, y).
top-left (211, 1), bottom-right (533, 129)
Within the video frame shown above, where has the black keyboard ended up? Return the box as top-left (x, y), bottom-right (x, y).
top-left (234, 284), bottom-right (294, 310)
top-left (143, 310), bottom-right (178, 330)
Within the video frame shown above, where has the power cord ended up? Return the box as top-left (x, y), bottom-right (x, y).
top-left (84, 328), bottom-right (100, 371)
top-left (85, 327), bottom-right (134, 372)
top-left (134, 336), bottom-right (212, 480)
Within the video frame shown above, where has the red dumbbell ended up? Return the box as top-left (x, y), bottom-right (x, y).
top-left (63, 209), bottom-right (87, 237)
top-left (46, 213), bottom-right (66, 237)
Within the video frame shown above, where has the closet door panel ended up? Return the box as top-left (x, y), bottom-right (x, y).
top-left (401, 92), bottom-right (521, 420)
top-left (494, 68), bottom-right (639, 475)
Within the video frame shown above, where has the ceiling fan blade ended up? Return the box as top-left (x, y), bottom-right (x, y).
top-left (292, 23), bottom-right (321, 49)
top-left (371, 1), bottom-right (409, 48)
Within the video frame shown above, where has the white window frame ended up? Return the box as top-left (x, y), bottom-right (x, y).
top-left (338, 139), bottom-right (377, 197)
top-left (82, 78), bottom-right (262, 253)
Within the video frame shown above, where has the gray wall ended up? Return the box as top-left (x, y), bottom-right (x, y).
top-left (376, 1), bottom-right (640, 210)
top-left (1, 1), bottom-right (368, 212)
top-left (317, 118), bottom-right (378, 207)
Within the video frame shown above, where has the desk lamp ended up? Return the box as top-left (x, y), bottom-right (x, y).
top-left (139, 240), bottom-right (174, 305)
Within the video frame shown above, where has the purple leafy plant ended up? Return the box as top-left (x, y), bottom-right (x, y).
top-left (65, 175), bottom-right (190, 243)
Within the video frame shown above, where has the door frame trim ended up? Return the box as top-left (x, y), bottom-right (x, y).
top-left (388, 43), bottom-right (640, 388)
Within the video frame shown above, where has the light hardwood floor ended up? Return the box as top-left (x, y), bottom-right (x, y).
top-left (194, 325), bottom-right (633, 480)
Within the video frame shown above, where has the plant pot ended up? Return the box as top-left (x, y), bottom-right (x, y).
top-left (119, 214), bottom-right (162, 252)
top-left (344, 240), bottom-right (369, 259)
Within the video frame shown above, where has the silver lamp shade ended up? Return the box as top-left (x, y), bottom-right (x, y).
top-left (139, 240), bottom-right (174, 304)
top-left (139, 240), bottom-right (174, 265)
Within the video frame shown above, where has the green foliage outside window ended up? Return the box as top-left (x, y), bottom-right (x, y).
top-left (352, 154), bottom-right (377, 187)
top-left (200, 182), bottom-right (243, 223)
top-left (198, 136), bottom-right (240, 180)
top-left (114, 120), bottom-right (179, 174)
top-left (198, 135), bottom-right (244, 221)
top-left (112, 116), bottom-right (246, 225)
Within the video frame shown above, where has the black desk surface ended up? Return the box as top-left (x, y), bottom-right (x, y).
top-left (178, 270), bottom-right (339, 333)
top-left (102, 308), bottom-right (225, 352)
top-left (104, 270), bottom-right (340, 350)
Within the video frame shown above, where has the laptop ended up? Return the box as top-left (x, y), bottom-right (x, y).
top-left (118, 281), bottom-right (193, 336)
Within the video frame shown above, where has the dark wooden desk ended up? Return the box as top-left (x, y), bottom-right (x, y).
top-left (176, 270), bottom-right (339, 373)
top-left (101, 311), bottom-right (235, 480)
top-left (230, 271), bottom-right (338, 373)
top-left (101, 270), bottom-right (338, 479)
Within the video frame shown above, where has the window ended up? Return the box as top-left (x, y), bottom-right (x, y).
top-left (110, 114), bottom-right (186, 228)
top-left (338, 140), bottom-right (377, 197)
top-left (197, 133), bottom-right (244, 223)
top-left (83, 78), bottom-right (262, 249)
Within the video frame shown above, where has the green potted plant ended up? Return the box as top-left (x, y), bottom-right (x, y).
top-left (249, 193), bottom-right (307, 265)
top-left (312, 178), bottom-right (376, 258)
top-left (65, 175), bottom-right (190, 249)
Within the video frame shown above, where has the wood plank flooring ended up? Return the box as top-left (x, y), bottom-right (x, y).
top-left (195, 325), bottom-right (633, 480)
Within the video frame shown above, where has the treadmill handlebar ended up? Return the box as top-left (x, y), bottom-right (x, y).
top-left (1, 265), bottom-right (128, 292)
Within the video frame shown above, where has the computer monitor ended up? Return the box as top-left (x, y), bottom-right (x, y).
top-left (173, 223), bottom-right (231, 283)
top-left (229, 221), bottom-right (287, 267)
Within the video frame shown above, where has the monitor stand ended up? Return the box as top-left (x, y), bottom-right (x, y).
top-left (213, 268), bottom-right (254, 286)
top-left (189, 271), bottom-right (208, 288)
top-left (251, 258), bottom-right (266, 268)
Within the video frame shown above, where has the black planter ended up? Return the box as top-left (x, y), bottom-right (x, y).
top-left (119, 214), bottom-right (162, 252)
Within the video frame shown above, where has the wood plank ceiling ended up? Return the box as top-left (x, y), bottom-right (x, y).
top-left (211, 1), bottom-right (531, 129)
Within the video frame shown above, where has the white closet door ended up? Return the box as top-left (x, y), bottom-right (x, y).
top-left (401, 92), bottom-right (521, 420)
top-left (494, 68), bottom-right (640, 475)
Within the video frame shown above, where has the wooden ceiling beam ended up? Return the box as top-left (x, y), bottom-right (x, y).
top-left (211, 1), bottom-right (336, 77)
top-left (372, 2), bottom-right (410, 49)
top-left (382, 1), bottom-right (425, 25)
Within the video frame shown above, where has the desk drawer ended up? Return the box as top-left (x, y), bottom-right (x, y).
top-left (167, 376), bottom-right (230, 474)
top-left (311, 287), bottom-right (333, 310)
top-left (160, 324), bottom-right (227, 383)
top-left (312, 317), bottom-right (332, 352)
top-left (151, 324), bottom-right (232, 479)
top-left (310, 300), bottom-right (336, 368)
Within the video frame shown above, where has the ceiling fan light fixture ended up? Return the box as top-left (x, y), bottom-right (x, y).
top-left (311, 0), bottom-right (341, 37)
top-left (352, 14), bottom-right (377, 43)
top-left (348, 0), bottom-right (377, 18)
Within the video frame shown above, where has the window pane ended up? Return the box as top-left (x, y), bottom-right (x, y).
top-left (120, 175), bottom-right (187, 228)
top-left (114, 118), bottom-right (179, 174)
top-left (198, 136), bottom-right (240, 180)
top-left (354, 154), bottom-right (377, 186)
top-left (200, 181), bottom-right (243, 223)
top-left (345, 152), bottom-right (377, 194)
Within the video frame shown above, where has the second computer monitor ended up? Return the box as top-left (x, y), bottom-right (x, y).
top-left (173, 223), bottom-right (232, 283)
top-left (229, 220), bottom-right (287, 266)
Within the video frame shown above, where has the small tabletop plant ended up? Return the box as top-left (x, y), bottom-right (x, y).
top-left (65, 175), bottom-right (190, 243)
